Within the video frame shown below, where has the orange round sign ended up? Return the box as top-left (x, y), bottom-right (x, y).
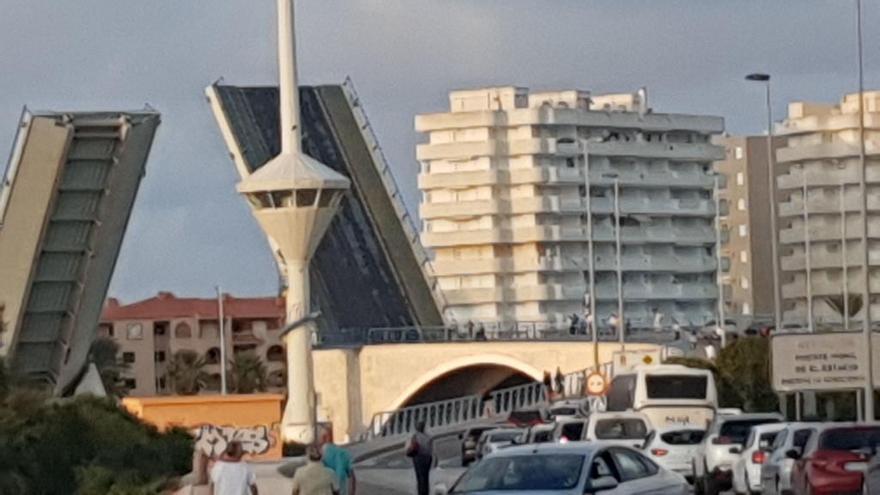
top-left (585, 372), bottom-right (608, 396)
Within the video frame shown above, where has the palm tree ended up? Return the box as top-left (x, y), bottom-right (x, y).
top-left (824, 294), bottom-right (863, 324)
top-left (88, 337), bottom-right (131, 396)
top-left (165, 350), bottom-right (209, 395)
top-left (229, 352), bottom-right (268, 394)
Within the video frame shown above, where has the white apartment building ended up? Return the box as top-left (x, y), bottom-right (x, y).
top-left (776, 91), bottom-right (880, 328)
top-left (416, 87), bottom-right (725, 329)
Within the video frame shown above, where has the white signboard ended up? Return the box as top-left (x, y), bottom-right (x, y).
top-left (612, 349), bottom-right (662, 375)
top-left (771, 332), bottom-right (868, 392)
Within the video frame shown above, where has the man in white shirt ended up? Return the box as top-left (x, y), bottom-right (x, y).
top-left (210, 441), bottom-right (259, 495)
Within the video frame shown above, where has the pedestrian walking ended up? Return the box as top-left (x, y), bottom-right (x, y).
top-left (291, 444), bottom-right (339, 495)
top-left (321, 430), bottom-right (356, 495)
top-left (405, 420), bottom-right (433, 495)
top-left (209, 441), bottom-right (259, 495)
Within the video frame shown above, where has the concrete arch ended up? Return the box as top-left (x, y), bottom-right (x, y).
top-left (384, 353), bottom-right (545, 412)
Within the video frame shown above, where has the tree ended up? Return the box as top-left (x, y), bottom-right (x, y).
top-left (89, 337), bottom-right (131, 397)
top-left (824, 294), bottom-right (863, 322)
top-left (165, 350), bottom-right (208, 395)
top-left (230, 352), bottom-right (268, 394)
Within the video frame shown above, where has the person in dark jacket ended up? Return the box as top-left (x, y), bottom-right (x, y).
top-left (405, 420), bottom-right (433, 495)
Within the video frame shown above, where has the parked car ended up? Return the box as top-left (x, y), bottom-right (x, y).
top-left (790, 424), bottom-right (880, 495)
top-left (862, 447), bottom-right (880, 495)
top-left (760, 422), bottom-right (822, 495)
top-left (433, 442), bottom-right (690, 494)
top-left (585, 411), bottom-right (653, 447)
top-left (475, 428), bottom-right (525, 460)
top-left (643, 427), bottom-right (706, 482)
top-left (554, 417), bottom-right (589, 443)
top-left (525, 422), bottom-right (557, 444)
top-left (506, 406), bottom-right (549, 427)
top-left (459, 425), bottom-right (498, 466)
top-left (693, 412), bottom-right (783, 495)
top-left (732, 422), bottom-right (785, 494)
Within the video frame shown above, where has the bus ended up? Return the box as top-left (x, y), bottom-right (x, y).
top-left (605, 364), bottom-right (718, 429)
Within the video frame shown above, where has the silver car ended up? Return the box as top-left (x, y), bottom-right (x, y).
top-left (759, 422), bottom-right (821, 495)
top-left (434, 442), bottom-right (689, 495)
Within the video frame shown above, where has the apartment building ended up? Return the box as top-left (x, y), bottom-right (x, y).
top-left (98, 292), bottom-right (286, 396)
top-left (416, 87), bottom-right (725, 329)
top-left (776, 91), bottom-right (880, 328)
top-left (714, 135), bottom-right (779, 319)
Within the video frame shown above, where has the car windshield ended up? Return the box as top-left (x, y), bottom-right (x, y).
top-left (452, 454), bottom-right (585, 493)
top-left (595, 419), bottom-right (648, 440)
top-left (646, 375), bottom-right (708, 399)
top-left (719, 419), bottom-right (779, 444)
top-left (661, 429), bottom-right (706, 445)
top-left (820, 427), bottom-right (880, 451)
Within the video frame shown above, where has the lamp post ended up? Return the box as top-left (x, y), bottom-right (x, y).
top-left (713, 174), bottom-right (726, 348)
top-left (802, 171), bottom-right (815, 332)
top-left (854, 0), bottom-right (874, 420)
top-left (216, 285), bottom-right (227, 395)
top-left (581, 138), bottom-right (604, 370)
top-left (745, 73), bottom-right (782, 335)
top-left (840, 182), bottom-right (850, 330)
top-left (603, 172), bottom-right (624, 351)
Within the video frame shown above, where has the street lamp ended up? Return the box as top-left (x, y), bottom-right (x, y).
top-left (712, 174), bottom-right (727, 348)
top-left (581, 137), bottom-right (605, 370)
top-left (854, 0), bottom-right (874, 420)
top-left (602, 172), bottom-right (624, 352)
top-left (745, 73), bottom-right (782, 335)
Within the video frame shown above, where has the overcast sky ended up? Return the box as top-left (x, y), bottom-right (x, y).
top-left (2, 0), bottom-right (878, 303)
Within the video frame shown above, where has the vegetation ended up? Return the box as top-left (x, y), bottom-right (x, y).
top-left (230, 352), bottom-right (269, 394)
top-left (166, 350), bottom-right (209, 395)
top-left (0, 358), bottom-right (193, 495)
top-left (89, 337), bottom-right (132, 397)
top-left (666, 336), bottom-right (778, 411)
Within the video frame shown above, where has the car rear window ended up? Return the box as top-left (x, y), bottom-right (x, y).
top-left (661, 429), bottom-right (705, 445)
top-left (719, 419), bottom-right (780, 444)
top-left (561, 422), bottom-right (585, 441)
top-left (595, 418), bottom-right (648, 440)
top-left (820, 427), bottom-right (880, 451)
top-left (646, 375), bottom-right (708, 399)
top-left (489, 431), bottom-right (522, 442)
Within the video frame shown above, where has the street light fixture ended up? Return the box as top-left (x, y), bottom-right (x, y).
top-left (744, 73), bottom-right (782, 336)
top-left (602, 172), bottom-right (624, 352)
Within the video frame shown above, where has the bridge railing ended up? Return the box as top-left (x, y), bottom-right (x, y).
top-left (364, 381), bottom-right (552, 440)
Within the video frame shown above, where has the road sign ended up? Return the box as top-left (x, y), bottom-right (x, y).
top-left (771, 332), bottom-right (869, 392)
top-left (585, 371), bottom-right (608, 396)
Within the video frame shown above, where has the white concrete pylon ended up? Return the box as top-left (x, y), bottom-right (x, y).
top-left (237, 0), bottom-right (350, 445)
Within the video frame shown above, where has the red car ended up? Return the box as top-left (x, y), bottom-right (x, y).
top-left (790, 424), bottom-right (880, 495)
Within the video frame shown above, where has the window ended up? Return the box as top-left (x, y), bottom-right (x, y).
top-left (154, 351), bottom-right (166, 363)
top-left (735, 146), bottom-right (744, 160)
top-left (206, 347), bottom-right (221, 365)
top-left (660, 429), bottom-right (706, 445)
top-left (743, 302), bottom-right (752, 315)
top-left (174, 322), bottom-right (192, 339)
top-left (123, 352), bottom-right (135, 364)
top-left (740, 251), bottom-right (748, 263)
top-left (646, 375), bottom-right (708, 399)
top-left (737, 198), bottom-right (746, 211)
top-left (741, 277), bottom-right (750, 289)
top-left (770, 429), bottom-right (789, 452)
top-left (124, 378), bottom-right (136, 390)
top-left (267, 345), bottom-right (285, 363)
top-left (158, 377), bottom-right (166, 390)
top-left (611, 449), bottom-right (655, 481)
top-left (154, 321), bottom-right (168, 336)
top-left (793, 428), bottom-right (815, 449)
top-left (736, 172), bottom-right (745, 186)
top-left (453, 454), bottom-right (585, 492)
top-left (739, 224), bottom-right (748, 237)
top-left (560, 422), bottom-right (585, 442)
top-left (126, 323), bottom-right (143, 340)
top-left (594, 419), bottom-right (649, 440)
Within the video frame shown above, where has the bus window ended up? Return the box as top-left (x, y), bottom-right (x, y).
top-left (606, 375), bottom-right (636, 411)
top-left (645, 375), bottom-right (707, 399)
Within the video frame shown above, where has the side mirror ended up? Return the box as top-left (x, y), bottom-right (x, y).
top-left (729, 447), bottom-right (742, 454)
top-left (432, 483), bottom-right (449, 495)
top-left (785, 449), bottom-right (801, 460)
top-left (588, 476), bottom-right (619, 493)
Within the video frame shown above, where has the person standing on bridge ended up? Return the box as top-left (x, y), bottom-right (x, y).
top-left (405, 420), bottom-right (433, 495)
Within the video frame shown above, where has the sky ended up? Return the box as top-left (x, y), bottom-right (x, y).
top-left (1, 0), bottom-right (878, 303)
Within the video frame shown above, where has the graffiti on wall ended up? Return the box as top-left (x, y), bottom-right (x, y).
top-left (193, 424), bottom-right (277, 457)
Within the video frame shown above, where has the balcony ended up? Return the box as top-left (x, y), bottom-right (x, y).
top-left (776, 140), bottom-right (880, 164)
top-left (418, 169), bottom-right (503, 189)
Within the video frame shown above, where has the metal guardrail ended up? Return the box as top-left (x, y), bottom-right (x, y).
top-left (356, 324), bottom-right (679, 346)
top-left (362, 362), bottom-right (618, 440)
top-left (340, 78), bottom-right (452, 322)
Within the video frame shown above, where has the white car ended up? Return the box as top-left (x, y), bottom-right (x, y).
top-left (759, 422), bottom-right (821, 495)
top-left (731, 423), bottom-right (785, 494)
top-left (643, 427), bottom-right (706, 482)
top-left (475, 428), bottom-right (524, 459)
top-left (434, 442), bottom-right (689, 495)
top-left (693, 412), bottom-right (783, 495)
top-left (552, 411), bottom-right (652, 449)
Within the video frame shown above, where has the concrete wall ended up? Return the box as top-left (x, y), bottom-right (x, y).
top-left (313, 341), bottom-right (659, 441)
